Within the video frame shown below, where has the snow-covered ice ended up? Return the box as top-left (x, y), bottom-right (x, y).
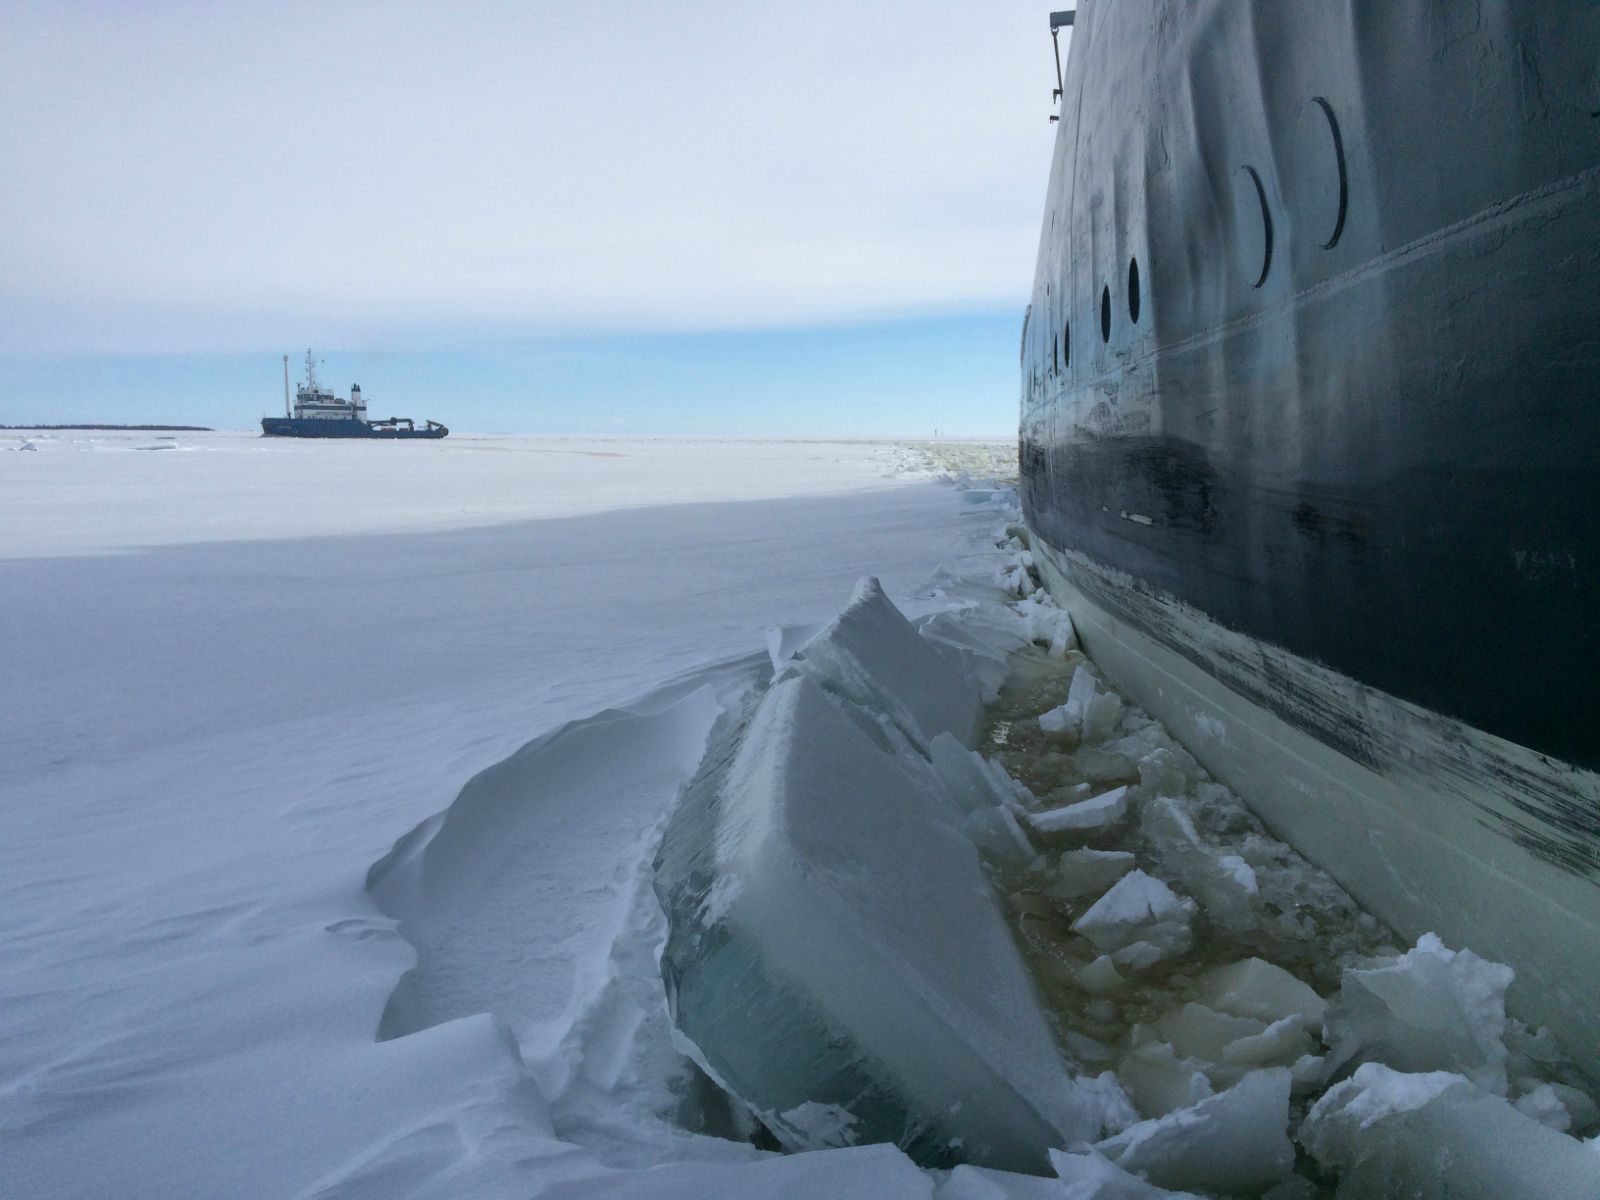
top-left (654, 667), bottom-right (1102, 1171)
top-left (1323, 932), bottom-right (1514, 1094)
top-left (0, 434), bottom-right (1025, 1198)
top-left (1071, 870), bottom-right (1196, 962)
top-left (649, 579), bottom-right (1150, 1171)
top-left (1301, 1063), bottom-right (1600, 1199)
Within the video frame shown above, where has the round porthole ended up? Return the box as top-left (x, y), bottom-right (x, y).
top-left (1235, 165), bottom-right (1274, 288)
top-left (1128, 258), bottom-right (1141, 323)
top-left (1100, 285), bottom-right (1111, 342)
top-left (1303, 96), bottom-right (1348, 249)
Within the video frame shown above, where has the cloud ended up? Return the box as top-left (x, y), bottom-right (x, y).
top-left (0, 0), bottom-right (1062, 353)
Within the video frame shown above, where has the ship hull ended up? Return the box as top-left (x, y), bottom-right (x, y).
top-left (261, 417), bottom-right (448, 439)
top-left (1023, 0), bottom-right (1600, 1077)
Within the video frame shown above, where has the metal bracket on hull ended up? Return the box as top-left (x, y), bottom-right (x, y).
top-left (1049, 9), bottom-right (1074, 120)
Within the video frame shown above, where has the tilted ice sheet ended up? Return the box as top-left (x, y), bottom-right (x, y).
top-left (654, 670), bottom-right (1108, 1172)
top-left (784, 575), bottom-right (981, 752)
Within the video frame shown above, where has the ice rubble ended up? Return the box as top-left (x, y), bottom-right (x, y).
top-left (651, 507), bottom-right (1600, 1196)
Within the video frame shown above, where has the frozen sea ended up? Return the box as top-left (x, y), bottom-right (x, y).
top-left (7, 430), bottom-right (1596, 1200)
top-left (0, 430), bottom-right (1017, 1199)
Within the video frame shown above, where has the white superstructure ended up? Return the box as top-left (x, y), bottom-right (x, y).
top-left (286, 349), bottom-right (367, 422)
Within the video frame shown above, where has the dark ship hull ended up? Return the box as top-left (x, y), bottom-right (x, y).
top-left (1022, 1), bottom-right (1600, 1077)
top-left (261, 417), bottom-right (448, 439)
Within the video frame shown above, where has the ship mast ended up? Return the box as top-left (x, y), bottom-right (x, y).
top-left (303, 348), bottom-right (319, 394)
top-left (282, 354), bottom-right (291, 417)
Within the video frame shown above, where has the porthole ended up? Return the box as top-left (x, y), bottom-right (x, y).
top-left (1062, 319), bottom-right (1070, 369)
top-left (1128, 258), bottom-right (1141, 323)
top-left (1236, 165), bottom-right (1274, 288)
top-left (1310, 97), bottom-right (1348, 249)
top-left (1100, 285), bottom-right (1111, 342)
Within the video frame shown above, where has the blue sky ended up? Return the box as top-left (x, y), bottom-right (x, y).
top-left (0, 2), bottom-right (1063, 435)
top-left (0, 314), bottom-right (1025, 436)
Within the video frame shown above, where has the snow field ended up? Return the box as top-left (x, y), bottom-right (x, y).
top-left (0, 436), bottom-right (1021, 1199)
top-left (0, 429), bottom-right (970, 559)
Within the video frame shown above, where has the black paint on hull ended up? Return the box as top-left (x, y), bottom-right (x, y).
top-left (1022, 0), bottom-right (1600, 773)
top-left (261, 417), bottom-right (448, 439)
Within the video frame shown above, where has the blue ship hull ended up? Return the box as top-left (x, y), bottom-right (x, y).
top-left (261, 417), bottom-right (447, 439)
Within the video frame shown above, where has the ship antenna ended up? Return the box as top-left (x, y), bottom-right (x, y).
top-left (283, 354), bottom-right (291, 417)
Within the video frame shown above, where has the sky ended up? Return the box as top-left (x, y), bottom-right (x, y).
top-left (0, 1), bottom-right (1068, 434)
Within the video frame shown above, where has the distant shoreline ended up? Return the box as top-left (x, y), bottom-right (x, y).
top-left (1, 424), bottom-right (214, 432)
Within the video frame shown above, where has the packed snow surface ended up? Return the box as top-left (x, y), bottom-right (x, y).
top-left (6, 431), bottom-right (1596, 1198)
top-left (0, 434), bottom-right (1016, 1198)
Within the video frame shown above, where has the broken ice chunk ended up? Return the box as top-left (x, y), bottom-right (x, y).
top-left (1154, 1003), bottom-right (1269, 1073)
top-left (1140, 797), bottom-right (1258, 932)
top-left (1220, 1016), bottom-right (1316, 1075)
top-left (1324, 933), bottom-right (1514, 1094)
top-left (1038, 666), bottom-right (1123, 742)
top-left (1047, 1150), bottom-right (1207, 1199)
top-left (1090, 1068), bottom-right (1295, 1194)
top-left (1011, 591), bottom-right (1078, 658)
top-left (930, 734), bottom-right (1030, 817)
top-left (1048, 849), bottom-right (1136, 903)
top-left (927, 734), bottom-right (1036, 864)
top-left (1515, 1083), bottom-right (1584, 1133)
top-left (655, 674), bottom-right (1103, 1172)
top-left (917, 605), bottom-right (1033, 702)
top-left (1135, 747), bottom-right (1195, 798)
top-left (1025, 786), bottom-right (1130, 837)
top-left (1115, 1033), bottom-right (1215, 1119)
top-left (1110, 941), bottom-right (1168, 971)
top-left (1073, 745), bottom-right (1139, 785)
top-left (1076, 955), bottom-right (1126, 996)
top-left (1194, 958), bottom-right (1327, 1030)
top-left (1072, 870), bottom-right (1195, 961)
top-left (1301, 1063), bottom-right (1600, 1200)
top-left (785, 576), bottom-right (979, 751)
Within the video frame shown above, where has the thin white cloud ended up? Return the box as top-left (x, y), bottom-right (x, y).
top-left (1, 0), bottom-right (1065, 353)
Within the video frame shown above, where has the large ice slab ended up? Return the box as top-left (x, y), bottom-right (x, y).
top-left (1324, 933), bottom-right (1514, 1094)
top-left (654, 672), bottom-right (1106, 1172)
top-left (1302, 1063), bottom-right (1600, 1199)
top-left (783, 576), bottom-right (980, 751)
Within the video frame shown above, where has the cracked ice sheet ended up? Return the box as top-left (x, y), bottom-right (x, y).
top-left (0, 437), bottom-right (1017, 1200)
